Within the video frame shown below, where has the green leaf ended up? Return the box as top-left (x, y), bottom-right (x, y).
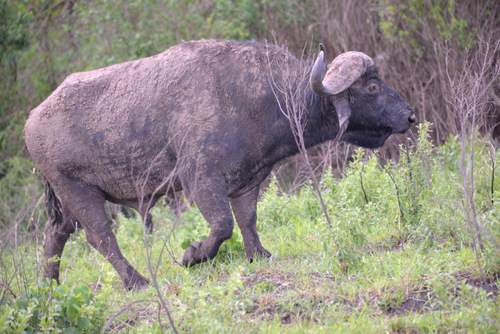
top-left (66, 304), bottom-right (79, 321)
top-left (76, 316), bottom-right (91, 330)
top-left (181, 239), bottom-right (191, 250)
top-left (55, 285), bottom-right (69, 298)
top-left (72, 285), bottom-right (92, 303)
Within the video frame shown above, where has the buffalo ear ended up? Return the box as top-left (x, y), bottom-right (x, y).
top-left (332, 91), bottom-right (351, 141)
top-left (310, 46), bottom-right (370, 140)
top-left (311, 50), bottom-right (374, 97)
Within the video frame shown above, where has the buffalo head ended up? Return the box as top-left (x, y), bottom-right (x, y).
top-left (310, 45), bottom-right (415, 148)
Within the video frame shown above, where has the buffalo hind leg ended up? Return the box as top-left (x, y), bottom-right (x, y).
top-left (80, 202), bottom-right (149, 290)
top-left (230, 187), bottom-right (271, 261)
top-left (181, 178), bottom-right (234, 266)
top-left (44, 205), bottom-right (79, 283)
top-left (51, 178), bottom-right (149, 290)
top-left (122, 199), bottom-right (156, 234)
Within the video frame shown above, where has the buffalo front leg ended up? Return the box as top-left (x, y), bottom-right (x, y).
top-left (230, 187), bottom-right (271, 261)
top-left (181, 178), bottom-right (234, 267)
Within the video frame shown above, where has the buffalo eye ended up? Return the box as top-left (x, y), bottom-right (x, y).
top-left (367, 83), bottom-right (379, 93)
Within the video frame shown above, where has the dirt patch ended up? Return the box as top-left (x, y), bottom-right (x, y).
top-left (280, 308), bottom-right (316, 325)
top-left (242, 269), bottom-right (499, 325)
top-left (462, 274), bottom-right (499, 295)
top-left (246, 302), bottom-right (317, 325)
top-left (243, 270), bottom-right (322, 325)
top-left (384, 273), bottom-right (499, 316)
top-left (384, 290), bottom-right (432, 316)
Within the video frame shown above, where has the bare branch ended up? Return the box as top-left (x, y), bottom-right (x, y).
top-left (101, 299), bottom-right (161, 334)
top-left (265, 40), bottom-right (334, 230)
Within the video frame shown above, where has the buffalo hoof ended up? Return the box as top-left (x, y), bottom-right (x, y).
top-left (248, 248), bottom-right (272, 263)
top-left (182, 241), bottom-right (207, 267)
top-left (124, 274), bottom-right (150, 291)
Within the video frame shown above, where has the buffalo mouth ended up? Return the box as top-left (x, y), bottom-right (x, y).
top-left (392, 121), bottom-right (413, 134)
top-left (341, 128), bottom-right (392, 149)
top-left (340, 109), bottom-right (414, 148)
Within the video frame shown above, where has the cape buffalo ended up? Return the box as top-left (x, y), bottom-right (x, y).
top-left (24, 40), bottom-right (415, 290)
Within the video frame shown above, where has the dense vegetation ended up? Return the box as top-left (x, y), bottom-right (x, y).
top-left (1, 0), bottom-right (499, 332)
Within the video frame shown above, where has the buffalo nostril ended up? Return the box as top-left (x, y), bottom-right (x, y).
top-left (408, 114), bottom-right (416, 124)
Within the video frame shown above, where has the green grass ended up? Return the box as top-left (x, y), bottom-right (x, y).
top-left (1, 125), bottom-right (499, 333)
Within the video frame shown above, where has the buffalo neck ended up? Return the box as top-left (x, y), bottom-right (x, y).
top-left (253, 92), bottom-right (339, 187)
top-left (273, 83), bottom-right (339, 155)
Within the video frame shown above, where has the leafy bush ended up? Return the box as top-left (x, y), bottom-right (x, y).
top-left (378, 0), bottom-right (475, 54)
top-left (258, 122), bottom-right (499, 274)
top-left (0, 281), bottom-right (104, 333)
top-left (0, 157), bottom-right (44, 231)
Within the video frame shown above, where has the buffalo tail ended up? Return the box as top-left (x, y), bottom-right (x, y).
top-left (44, 179), bottom-right (63, 225)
